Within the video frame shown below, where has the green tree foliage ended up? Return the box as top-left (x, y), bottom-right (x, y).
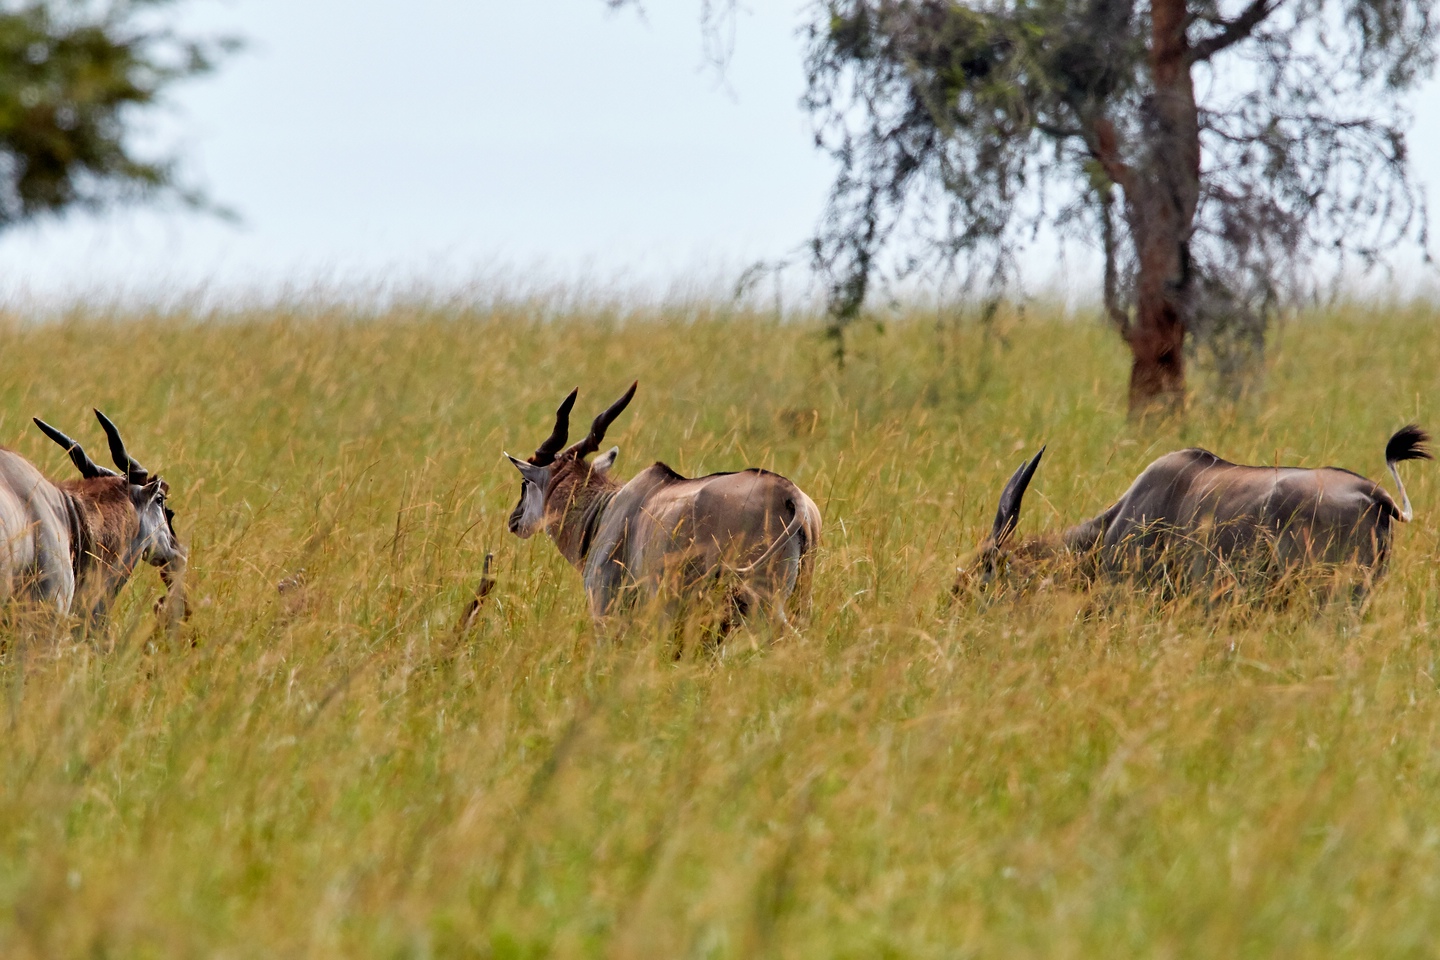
top-left (0, 0), bottom-right (235, 229)
top-left (804, 0), bottom-right (1437, 411)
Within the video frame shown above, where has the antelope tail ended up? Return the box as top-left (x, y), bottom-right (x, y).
top-left (729, 501), bottom-right (808, 575)
top-left (1385, 424), bottom-right (1432, 523)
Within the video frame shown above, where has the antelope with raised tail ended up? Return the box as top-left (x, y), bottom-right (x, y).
top-left (505, 383), bottom-right (821, 634)
top-left (0, 410), bottom-right (187, 627)
top-left (962, 425), bottom-right (1431, 603)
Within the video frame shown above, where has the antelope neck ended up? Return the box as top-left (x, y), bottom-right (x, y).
top-left (62, 490), bottom-right (93, 583)
top-left (576, 488), bottom-right (615, 563)
top-left (549, 480), bottom-right (616, 568)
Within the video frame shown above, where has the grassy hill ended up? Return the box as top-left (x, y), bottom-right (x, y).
top-left (0, 299), bottom-right (1436, 956)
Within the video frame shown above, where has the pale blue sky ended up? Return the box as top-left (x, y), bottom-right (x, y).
top-left (0, 1), bottom-right (1434, 303)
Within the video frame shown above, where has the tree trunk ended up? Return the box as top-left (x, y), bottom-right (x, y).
top-left (1124, 0), bottom-right (1202, 416)
top-left (1127, 217), bottom-right (1188, 411)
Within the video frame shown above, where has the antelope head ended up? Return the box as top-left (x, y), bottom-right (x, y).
top-left (505, 382), bottom-right (634, 543)
top-left (34, 410), bottom-right (188, 622)
top-left (956, 446), bottom-right (1047, 595)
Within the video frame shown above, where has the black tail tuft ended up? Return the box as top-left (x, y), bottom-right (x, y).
top-left (1386, 424), bottom-right (1432, 464)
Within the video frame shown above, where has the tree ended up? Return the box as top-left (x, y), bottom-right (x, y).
top-left (0, 0), bottom-right (235, 231)
top-left (804, 0), bottom-right (1436, 412)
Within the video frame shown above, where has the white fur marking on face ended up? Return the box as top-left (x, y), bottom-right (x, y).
top-left (514, 480), bottom-right (546, 537)
top-left (136, 483), bottom-right (183, 565)
top-left (506, 454), bottom-right (550, 539)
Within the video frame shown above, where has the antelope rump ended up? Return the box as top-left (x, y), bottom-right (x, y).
top-left (964, 425), bottom-right (1431, 602)
top-left (506, 382), bottom-right (821, 634)
top-left (0, 410), bottom-right (186, 627)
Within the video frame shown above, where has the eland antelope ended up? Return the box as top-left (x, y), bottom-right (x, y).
top-left (505, 383), bottom-right (821, 633)
top-left (0, 410), bottom-right (186, 626)
top-left (963, 425), bottom-right (1431, 601)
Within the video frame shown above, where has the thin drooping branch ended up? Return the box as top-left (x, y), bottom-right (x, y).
top-left (1100, 187), bottom-right (1132, 336)
top-left (604, 0), bottom-right (742, 72)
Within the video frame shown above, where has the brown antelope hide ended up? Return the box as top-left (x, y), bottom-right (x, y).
top-left (0, 410), bottom-right (187, 627)
top-left (505, 383), bottom-right (822, 633)
top-left (962, 425), bottom-right (1431, 602)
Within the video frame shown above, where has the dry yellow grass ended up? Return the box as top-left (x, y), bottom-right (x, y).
top-left (0, 298), bottom-right (1436, 957)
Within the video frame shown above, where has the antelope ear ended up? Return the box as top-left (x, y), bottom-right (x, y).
top-left (133, 477), bottom-right (164, 510)
top-left (593, 446), bottom-right (619, 475)
top-left (505, 454), bottom-right (548, 485)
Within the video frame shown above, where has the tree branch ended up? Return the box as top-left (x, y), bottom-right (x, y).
top-left (1088, 117), bottom-right (1132, 192)
top-left (1190, 0), bottom-right (1277, 62)
top-left (1037, 121), bottom-right (1086, 141)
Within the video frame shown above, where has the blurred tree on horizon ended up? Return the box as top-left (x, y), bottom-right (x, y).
top-left (610, 0), bottom-right (1438, 416)
top-left (805, 0), bottom-right (1437, 414)
top-left (0, 0), bottom-right (236, 233)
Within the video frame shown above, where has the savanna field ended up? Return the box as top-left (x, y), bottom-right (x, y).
top-left (1, 299), bottom-right (1439, 958)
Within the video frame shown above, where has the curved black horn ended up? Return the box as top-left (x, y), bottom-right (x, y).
top-left (992, 446), bottom-right (1045, 546)
top-left (33, 418), bottom-right (118, 479)
top-left (570, 381), bottom-right (637, 458)
top-left (531, 388), bottom-right (578, 466)
top-left (94, 409), bottom-right (150, 484)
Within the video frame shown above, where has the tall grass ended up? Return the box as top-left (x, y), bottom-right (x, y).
top-left (0, 298), bottom-right (1436, 957)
